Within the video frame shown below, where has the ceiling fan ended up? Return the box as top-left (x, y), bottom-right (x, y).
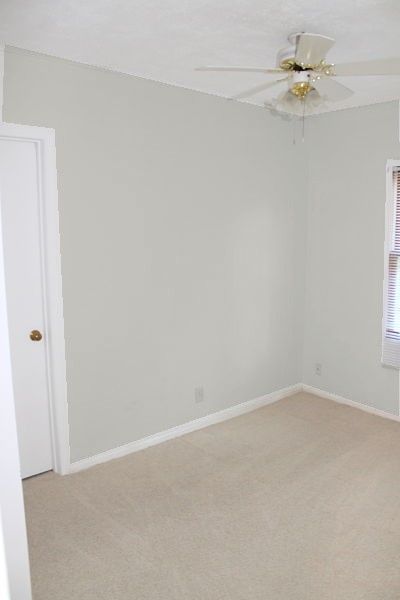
top-left (196, 32), bottom-right (400, 115)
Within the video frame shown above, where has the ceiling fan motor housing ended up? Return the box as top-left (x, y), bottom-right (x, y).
top-left (277, 37), bottom-right (317, 99)
top-left (276, 44), bottom-right (297, 69)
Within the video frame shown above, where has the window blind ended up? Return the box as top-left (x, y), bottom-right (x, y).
top-left (382, 166), bottom-right (400, 367)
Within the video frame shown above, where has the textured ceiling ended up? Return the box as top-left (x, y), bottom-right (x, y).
top-left (1, 0), bottom-right (400, 114)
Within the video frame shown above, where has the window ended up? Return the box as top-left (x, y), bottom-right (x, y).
top-left (382, 161), bottom-right (400, 367)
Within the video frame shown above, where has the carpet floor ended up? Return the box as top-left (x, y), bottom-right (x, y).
top-left (23, 392), bottom-right (400, 599)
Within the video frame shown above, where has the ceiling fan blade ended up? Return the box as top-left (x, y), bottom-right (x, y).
top-left (273, 89), bottom-right (325, 116)
top-left (295, 33), bottom-right (335, 66)
top-left (196, 66), bottom-right (285, 74)
top-left (274, 90), bottom-right (303, 115)
top-left (332, 57), bottom-right (400, 76)
top-left (277, 90), bottom-right (296, 106)
top-left (312, 76), bottom-right (353, 101)
top-left (232, 77), bottom-right (288, 100)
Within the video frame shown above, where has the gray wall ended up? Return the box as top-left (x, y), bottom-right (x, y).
top-left (303, 102), bottom-right (400, 414)
top-left (3, 48), bottom-right (307, 461)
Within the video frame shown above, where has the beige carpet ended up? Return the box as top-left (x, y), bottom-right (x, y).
top-left (24, 392), bottom-right (400, 600)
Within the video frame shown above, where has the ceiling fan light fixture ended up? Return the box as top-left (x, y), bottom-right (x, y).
top-left (270, 88), bottom-right (325, 116)
top-left (289, 70), bottom-right (314, 98)
top-left (290, 81), bottom-right (314, 98)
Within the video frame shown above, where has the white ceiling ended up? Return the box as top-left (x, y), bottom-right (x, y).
top-left (1, 0), bottom-right (400, 114)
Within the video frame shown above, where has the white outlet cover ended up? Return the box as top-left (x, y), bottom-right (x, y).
top-left (194, 387), bottom-right (204, 403)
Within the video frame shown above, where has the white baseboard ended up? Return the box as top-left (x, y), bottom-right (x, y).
top-left (301, 383), bottom-right (400, 423)
top-left (69, 383), bottom-right (302, 474)
top-left (69, 382), bottom-right (400, 475)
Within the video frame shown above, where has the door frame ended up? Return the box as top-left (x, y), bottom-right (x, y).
top-left (0, 122), bottom-right (70, 475)
top-left (0, 176), bottom-right (32, 598)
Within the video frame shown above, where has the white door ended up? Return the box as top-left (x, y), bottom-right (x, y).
top-left (0, 137), bottom-right (53, 479)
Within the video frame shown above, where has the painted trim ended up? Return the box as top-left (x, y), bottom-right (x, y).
top-left (301, 384), bottom-right (400, 423)
top-left (381, 159), bottom-right (400, 373)
top-left (0, 340), bottom-right (33, 599)
top-left (0, 517), bottom-right (12, 600)
top-left (381, 159), bottom-right (395, 367)
top-left (69, 384), bottom-right (302, 473)
top-left (0, 142), bottom-right (32, 598)
top-left (0, 122), bottom-right (70, 475)
top-left (69, 382), bottom-right (400, 475)
top-left (0, 44), bottom-right (4, 122)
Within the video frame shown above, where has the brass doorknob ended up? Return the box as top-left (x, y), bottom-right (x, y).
top-left (30, 330), bottom-right (43, 342)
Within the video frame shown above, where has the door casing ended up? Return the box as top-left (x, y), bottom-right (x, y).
top-left (0, 122), bottom-right (70, 475)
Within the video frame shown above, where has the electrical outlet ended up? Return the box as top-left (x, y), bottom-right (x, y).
top-left (194, 387), bottom-right (204, 403)
top-left (315, 363), bottom-right (322, 376)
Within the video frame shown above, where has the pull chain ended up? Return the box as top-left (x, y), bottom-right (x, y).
top-left (302, 96), bottom-right (306, 142)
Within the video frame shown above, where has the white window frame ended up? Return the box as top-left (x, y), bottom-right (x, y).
top-left (382, 159), bottom-right (400, 368)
